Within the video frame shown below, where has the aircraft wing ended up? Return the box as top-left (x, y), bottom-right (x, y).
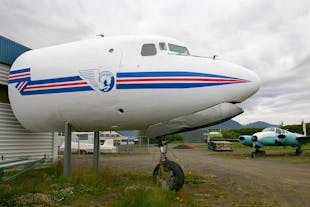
top-left (296, 136), bottom-right (310, 141)
top-left (146, 102), bottom-right (243, 138)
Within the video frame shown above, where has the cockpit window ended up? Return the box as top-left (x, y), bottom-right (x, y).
top-left (276, 128), bottom-right (282, 134)
top-left (168, 43), bottom-right (190, 56)
top-left (159, 42), bottom-right (167, 50)
top-left (262, 128), bottom-right (275, 132)
top-left (141, 44), bottom-right (157, 56)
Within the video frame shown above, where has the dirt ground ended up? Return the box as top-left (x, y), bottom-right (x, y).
top-left (71, 145), bottom-right (310, 207)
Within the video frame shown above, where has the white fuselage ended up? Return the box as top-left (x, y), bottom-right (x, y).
top-left (8, 36), bottom-right (260, 132)
top-left (253, 131), bottom-right (276, 141)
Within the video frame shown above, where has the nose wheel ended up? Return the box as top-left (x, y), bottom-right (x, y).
top-left (296, 148), bottom-right (303, 156)
top-left (153, 136), bottom-right (185, 192)
top-left (251, 136), bottom-right (257, 159)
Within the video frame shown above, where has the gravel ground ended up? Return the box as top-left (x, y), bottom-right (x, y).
top-left (71, 144), bottom-right (310, 207)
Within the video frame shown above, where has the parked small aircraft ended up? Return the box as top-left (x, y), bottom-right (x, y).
top-left (239, 127), bottom-right (310, 158)
top-left (8, 35), bottom-right (260, 191)
top-left (59, 139), bottom-right (117, 154)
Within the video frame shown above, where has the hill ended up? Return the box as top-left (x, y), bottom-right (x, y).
top-left (181, 120), bottom-right (278, 143)
top-left (209, 120), bottom-right (243, 129)
top-left (244, 121), bottom-right (278, 128)
top-left (209, 120), bottom-right (278, 129)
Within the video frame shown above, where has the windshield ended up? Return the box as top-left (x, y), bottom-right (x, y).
top-left (262, 128), bottom-right (275, 132)
top-left (168, 43), bottom-right (190, 56)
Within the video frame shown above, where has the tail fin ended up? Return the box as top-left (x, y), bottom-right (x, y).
top-left (302, 120), bottom-right (307, 136)
top-left (103, 139), bottom-right (114, 147)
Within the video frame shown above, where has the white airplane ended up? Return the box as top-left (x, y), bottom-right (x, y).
top-left (59, 139), bottom-right (117, 154)
top-left (8, 35), bottom-right (260, 191)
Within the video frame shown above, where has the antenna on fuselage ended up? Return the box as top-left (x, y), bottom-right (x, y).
top-left (212, 55), bottom-right (217, 60)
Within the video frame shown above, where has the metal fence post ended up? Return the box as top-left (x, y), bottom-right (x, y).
top-left (93, 131), bottom-right (100, 172)
top-left (147, 137), bottom-right (150, 153)
top-left (64, 122), bottom-right (72, 178)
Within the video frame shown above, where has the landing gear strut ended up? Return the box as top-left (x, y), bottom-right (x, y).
top-left (251, 136), bottom-right (257, 159)
top-left (251, 136), bottom-right (265, 159)
top-left (153, 136), bottom-right (185, 192)
top-left (251, 149), bottom-right (265, 158)
top-left (251, 151), bottom-right (256, 159)
top-left (296, 148), bottom-right (303, 156)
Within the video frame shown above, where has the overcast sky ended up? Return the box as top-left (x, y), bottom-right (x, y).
top-left (1, 0), bottom-right (310, 125)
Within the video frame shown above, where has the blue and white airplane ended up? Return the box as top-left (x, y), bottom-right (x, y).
top-left (8, 35), bottom-right (260, 191)
top-left (239, 127), bottom-right (310, 158)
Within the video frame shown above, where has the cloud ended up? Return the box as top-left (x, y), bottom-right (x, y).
top-left (0, 0), bottom-right (95, 48)
top-left (1, 0), bottom-right (309, 124)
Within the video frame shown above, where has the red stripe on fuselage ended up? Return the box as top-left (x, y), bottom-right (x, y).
top-left (25, 81), bottom-right (88, 90)
top-left (116, 78), bottom-right (246, 83)
top-left (9, 73), bottom-right (30, 79)
top-left (17, 82), bottom-right (26, 91)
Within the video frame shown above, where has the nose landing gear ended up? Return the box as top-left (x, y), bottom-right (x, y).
top-left (153, 136), bottom-right (185, 192)
top-left (296, 147), bottom-right (303, 156)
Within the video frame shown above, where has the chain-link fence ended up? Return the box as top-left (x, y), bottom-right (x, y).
top-left (116, 136), bottom-right (152, 153)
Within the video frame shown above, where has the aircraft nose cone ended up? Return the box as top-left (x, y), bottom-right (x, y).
top-left (230, 65), bottom-right (261, 103)
top-left (246, 70), bottom-right (261, 96)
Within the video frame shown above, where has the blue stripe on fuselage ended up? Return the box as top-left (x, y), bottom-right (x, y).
top-left (21, 86), bottom-right (93, 95)
top-left (116, 71), bottom-right (242, 80)
top-left (9, 68), bottom-right (30, 75)
top-left (116, 82), bottom-right (236, 89)
top-left (8, 77), bottom-right (31, 84)
top-left (29, 76), bottom-right (83, 85)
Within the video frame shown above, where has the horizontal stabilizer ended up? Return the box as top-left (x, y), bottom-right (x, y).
top-left (146, 102), bottom-right (243, 138)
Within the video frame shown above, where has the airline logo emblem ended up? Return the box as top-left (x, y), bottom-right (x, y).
top-left (8, 68), bottom-right (249, 96)
top-left (79, 70), bottom-right (115, 92)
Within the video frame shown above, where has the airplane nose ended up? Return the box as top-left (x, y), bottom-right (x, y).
top-left (230, 64), bottom-right (261, 103)
top-left (246, 69), bottom-right (261, 96)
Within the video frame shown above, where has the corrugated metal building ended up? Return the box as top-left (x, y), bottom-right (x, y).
top-left (0, 35), bottom-right (57, 161)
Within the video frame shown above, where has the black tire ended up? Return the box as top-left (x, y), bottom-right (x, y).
top-left (296, 149), bottom-right (303, 156)
top-left (80, 150), bottom-right (87, 155)
top-left (153, 160), bottom-right (184, 192)
top-left (251, 152), bottom-right (256, 159)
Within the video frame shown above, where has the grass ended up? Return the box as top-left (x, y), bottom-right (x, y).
top-left (0, 160), bottom-right (279, 207)
top-left (117, 188), bottom-right (177, 207)
top-left (0, 161), bottom-right (180, 207)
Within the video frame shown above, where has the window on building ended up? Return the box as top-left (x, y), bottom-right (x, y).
top-left (168, 43), bottom-right (190, 56)
top-left (141, 44), bottom-right (157, 56)
top-left (58, 131), bottom-right (64, 136)
top-left (159, 42), bottom-right (167, 51)
top-left (0, 85), bottom-right (9, 103)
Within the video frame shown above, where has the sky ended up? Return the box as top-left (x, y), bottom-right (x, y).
top-left (1, 0), bottom-right (310, 125)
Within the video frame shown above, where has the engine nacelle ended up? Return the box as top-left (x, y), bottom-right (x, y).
top-left (238, 135), bottom-right (253, 147)
top-left (146, 102), bottom-right (243, 138)
top-left (277, 134), bottom-right (299, 146)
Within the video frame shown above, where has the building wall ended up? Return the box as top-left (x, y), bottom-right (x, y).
top-left (0, 102), bottom-right (56, 161)
top-left (0, 63), bottom-right (9, 85)
top-left (0, 35), bottom-right (57, 162)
